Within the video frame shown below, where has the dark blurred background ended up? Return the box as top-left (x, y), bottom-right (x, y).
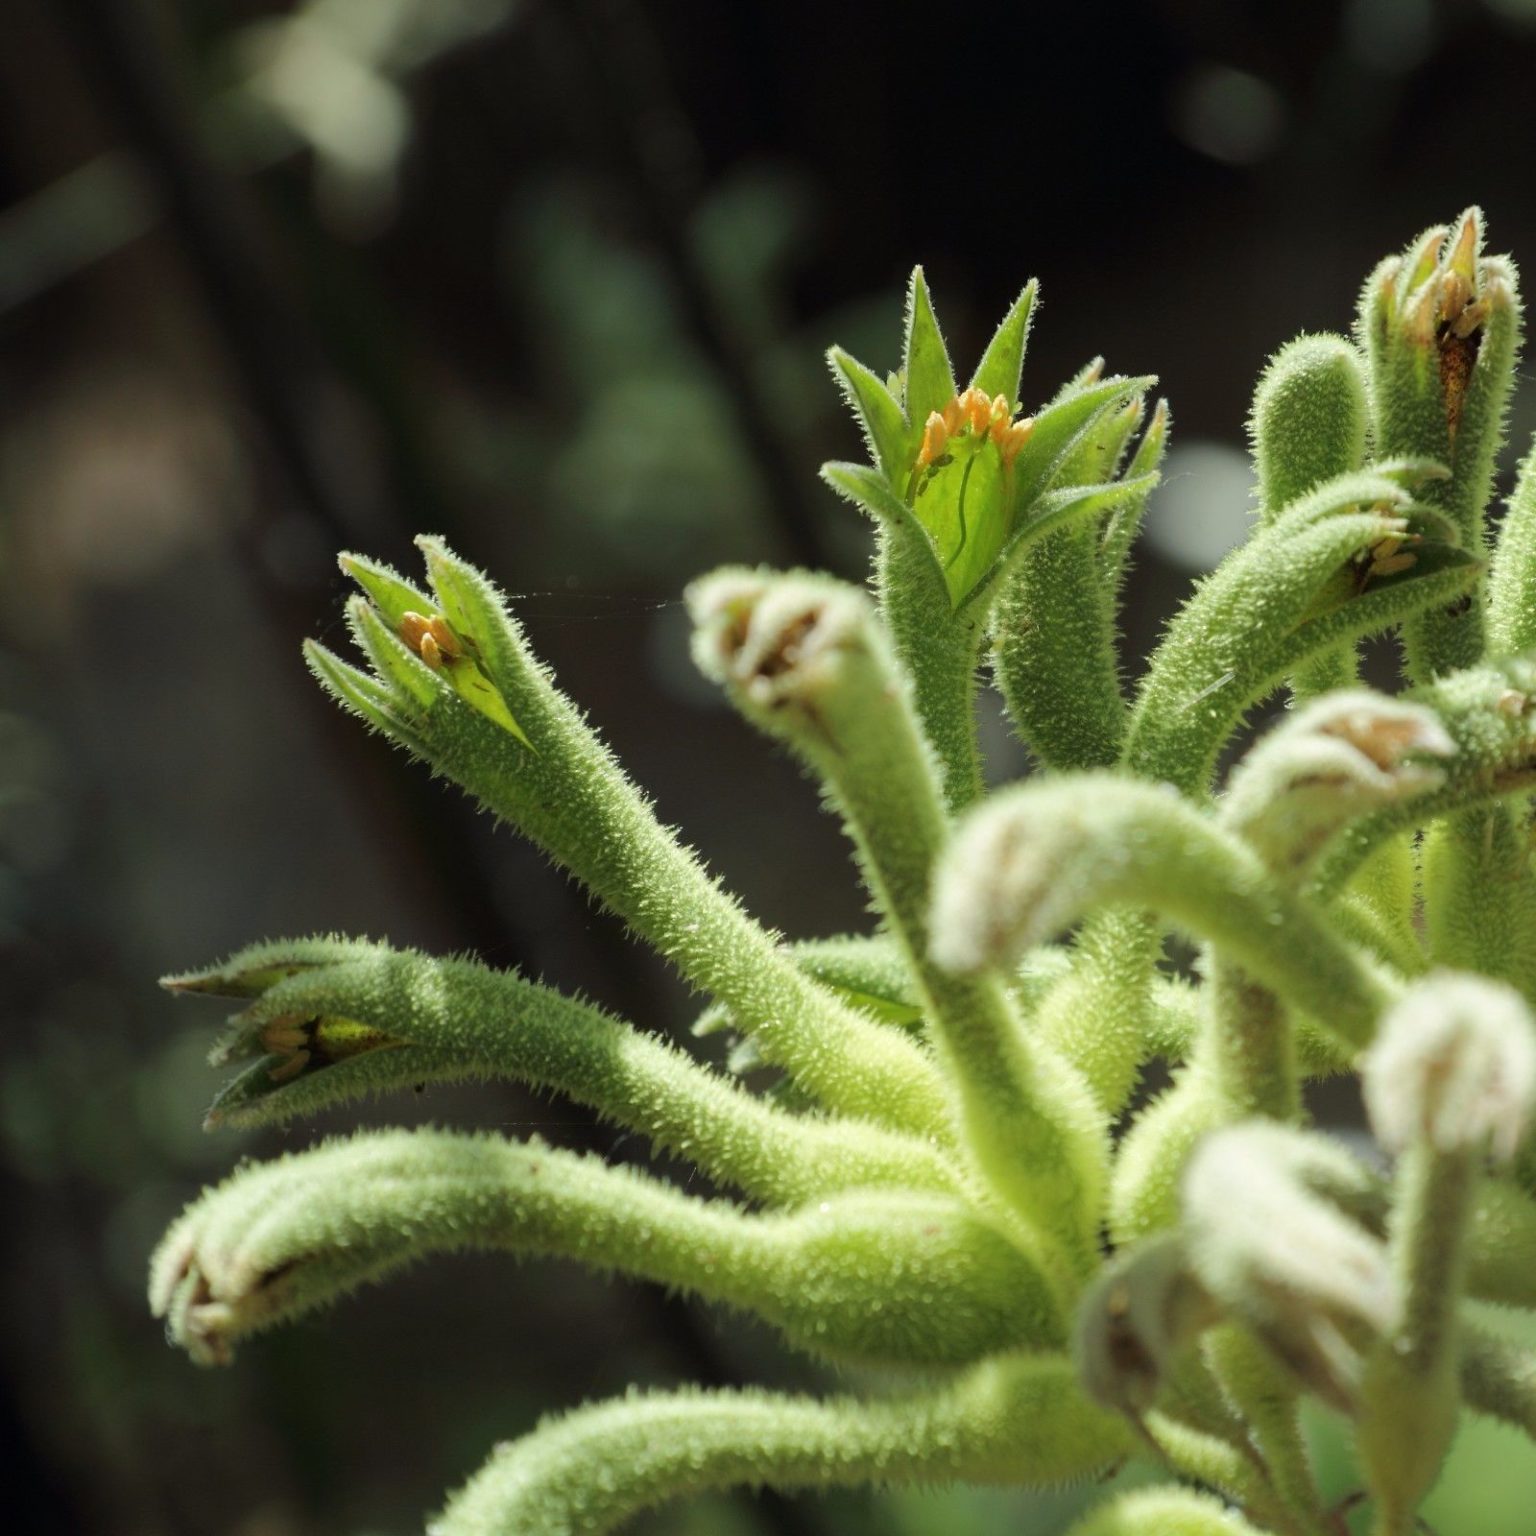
top-left (6, 2), bottom-right (1536, 1533)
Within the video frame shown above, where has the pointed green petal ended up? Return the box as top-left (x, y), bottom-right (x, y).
top-left (827, 347), bottom-right (911, 483)
top-left (967, 278), bottom-right (1038, 408)
top-left (337, 552), bottom-right (433, 627)
top-left (966, 472), bottom-right (1159, 617)
top-left (303, 640), bottom-right (430, 753)
top-left (414, 541), bottom-right (536, 751)
top-left (902, 266), bottom-right (957, 426)
top-left (1099, 398), bottom-right (1170, 594)
top-left (1009, 374), bottom-right (1158, 518)
top-left (345, 596), bottom-right (441, 707)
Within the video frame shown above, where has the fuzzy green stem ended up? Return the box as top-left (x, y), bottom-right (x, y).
top-left (1201, 959), bottom-right (1300, 1123)
top-left (322, 542), bottom-right (952, 1139)
top-left (1487, 431), bottom-right (1536, 655)
top-left (195, 945), bottom-right (956, 1207)
top-left (992, 520), bottom-right (1126, 771)
top-left (152, 1130), bottom-right (1060, 1372)
top-left (1357, 1147), bottom-right (1475, 1535)
top-left (1203, 1328), bottom-right (1328, 1536)
top-left (432, 1355), bottom-right (1130, 1536)
top-left (1421, 805), bottom-right (1536, 988)
top-left (689, 571), bottom-right (1106, 1283)
top-left (874, 517), bottom-right (987, 809)
top-left (1141, 1412), bottom-right (1301, 1534)
top-left (1460, 1326), bottom-right (1536, 1443)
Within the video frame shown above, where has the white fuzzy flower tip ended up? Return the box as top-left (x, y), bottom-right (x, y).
top-left (1183, 1124), bottom-right (1392, 1333)
top-left (928, 801), bottom-right (1051, 975)
top-left (1363, 972), bottom-right (1536, 1162)
top-left (1303, 692), bottom-right (1454, 779)
top-left (1224, 692), bottom-right (1453, 850)
top-left (686, 570), bottom-right (867, 708)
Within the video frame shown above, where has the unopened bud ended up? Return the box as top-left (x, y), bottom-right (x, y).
top-left (1074, 1234), bottom-right (1216, 1417)
top-left (1182, 1123), bottom-right (1393, 1407)
top-left (1222, 691), bottom-right (1454, 876)
top-left (918, 410), bottom-right (949, 467)
top-left (929, 776), bottom-right (1183, 976)
top-left (687, 569), bottom-right (872, 716)
top-left (1363, 972), bottom-right (1536, 1162)
top-left (1249, 333), bottom-right (1368, 519)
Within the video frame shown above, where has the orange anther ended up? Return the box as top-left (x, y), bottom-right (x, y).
top-left (399, 611), bottom-right (433, 653)
top-left (918, 410), bottom-right (949, 467)
top-left (962, 388), bottom-right (993, 435)
top-left (425, 615), bottom-right (462, 662)
top-left (400, 610), bottom-right (462, 670)
top-left (998, 417), bottom-right (1035, 469)
top-left (1368, 551), bottom-right (1417, 579)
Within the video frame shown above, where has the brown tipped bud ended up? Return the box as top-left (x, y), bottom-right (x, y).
top-left (1363, 973), bottom-right (1536, 1162)
top-left (1222, 692), bottom-right (1453, 877)
top-left (1183, 1123), bottom-right (1394, 1407)
top-left (1074, 1235), bottom-right (1217, 1418)
top-left (687, 569), bottom-right (872, 716)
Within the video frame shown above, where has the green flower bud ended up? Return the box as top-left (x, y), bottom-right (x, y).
top-left (1250, 333), bottom-right (1368, 520)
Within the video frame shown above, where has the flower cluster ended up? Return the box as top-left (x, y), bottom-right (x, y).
top-left (152, 211), bottom-right (1536, 1536)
